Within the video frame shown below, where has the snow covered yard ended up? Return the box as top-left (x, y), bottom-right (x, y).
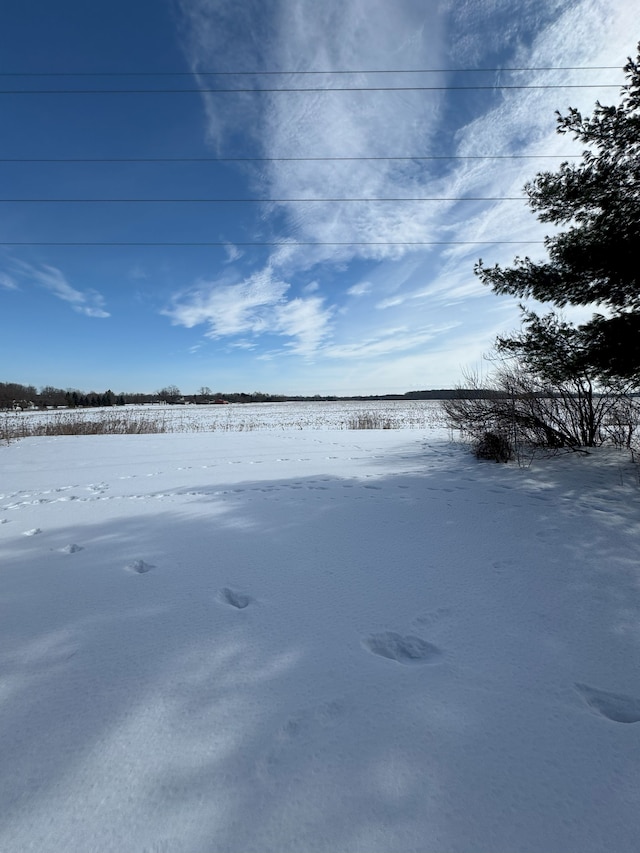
top-left (1, 424), bottom-right (640, 852)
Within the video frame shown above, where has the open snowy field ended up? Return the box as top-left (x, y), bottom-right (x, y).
top-left (6, 400), bottom-right (446, 433)
top-left (1, 421), bottom-right (640, 852)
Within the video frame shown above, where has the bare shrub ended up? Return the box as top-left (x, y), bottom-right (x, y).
top-left (474, 431), bottom-right (513, 462)
top-left (442, 366), bottom-right (638, 463)
top-left (602, 397), bottom-right (640, 453)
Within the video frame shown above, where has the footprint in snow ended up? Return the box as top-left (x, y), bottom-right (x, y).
top-left (61, 543), bottom-right (83, 554)
top-left (23, 528), bottom-right (42, 536)
top-left (363, 631), bottom-right (442, 665)
top-left (574, 683), bottom-right (640, 723)
top-left (125, 559), bottom-right (155, 574)
top-left (218, 587), bottom-right (252, 609)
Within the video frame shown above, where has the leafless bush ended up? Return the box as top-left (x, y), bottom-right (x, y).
top-left (601, 396), bottom-right (640, 454)
top-left (474, 431), bottom-right (513, 462)
top-left (442, 366), bottom-right (638, 464)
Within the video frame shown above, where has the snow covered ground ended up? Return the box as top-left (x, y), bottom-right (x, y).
top-left (6, 399), bottom-right (445, 432)
top-left (1, 418), bottom-right (640, 852)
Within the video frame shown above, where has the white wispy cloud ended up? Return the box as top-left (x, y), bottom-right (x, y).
top-left (347, 282), bottom-right (371, 297)
top-left (229, 339), bottom-right (257, 350)
top-left (178, 0), bottom-right (450, 270)
top-left (14, 262), bottom-right (110, 317)
top-left (175, 0), bottom-right (635, 387)
top-left (438, 0), bottom-right (634, 256)
top-left (326, 323), bottom-right (458, 360)
top-left (166, 269), bottom-right (289, 335)
top-left (179, 0), bottom-right (633, 273)
top-left (224, 243), bottom-right (244, 263)
top-left (273, 296), bottom-right (334, 355)
top-left (166, 268), bottom-right (333, 355)
top-left (0, 272), bottom-right (18, 290)
top-left (376, 295), bottom-right (407, 310)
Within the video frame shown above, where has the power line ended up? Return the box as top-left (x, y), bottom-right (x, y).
top-left (0, 155), bottom-right (575, 162)
top-left (0, 65), bottom-right (621, 76)
top-left (0, 240), bottom-right (545, 247)
top-left (0, 196), bottom-right (527, 203)
top-left (0, 84), bottom-right (622, 94)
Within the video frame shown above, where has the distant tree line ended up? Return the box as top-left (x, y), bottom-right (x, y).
top-left (0, 381), bottom-right (495, 411)
top-left (0, 383), bottom-right (129, 410)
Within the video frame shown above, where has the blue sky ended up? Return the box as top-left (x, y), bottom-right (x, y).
top-left (0, 0), bottom-right (635, 395)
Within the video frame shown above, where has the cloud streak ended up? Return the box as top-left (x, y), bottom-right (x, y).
top-left (12, 262), bottom-right (110, 318)
top-left (167, 269), bottom-right (289, 335)
top-left (166, 268), bottom-right (333, 355)
top-left (173, 0), bottom-right (636, 387)
top-left (0, 272), bottom-right (18, 290)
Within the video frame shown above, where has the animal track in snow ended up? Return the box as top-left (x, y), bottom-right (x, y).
top-left (574, 683), bottom-right (640, 723)
top-left (125, 559), bottom-right (155, 574)
top-left (218, 587), bottom-right (252, 609)
top-left (61, 543), bottom-right (83, 554)
top-left (363, 632), bottom-right (442, 665)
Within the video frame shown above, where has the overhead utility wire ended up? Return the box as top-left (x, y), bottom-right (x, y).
top-left (0, 65), bottom-right (620, 76)
top-left (0, 240), bottom-right (545, 247)
top-left (0, 155), bottom-right (576, 162)
top-left (0, 155), bottom-right (575, 163)
top-left (0, 83), bottom-right (621, 94)
top-left (0, 196), bottom-right (527, 202)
